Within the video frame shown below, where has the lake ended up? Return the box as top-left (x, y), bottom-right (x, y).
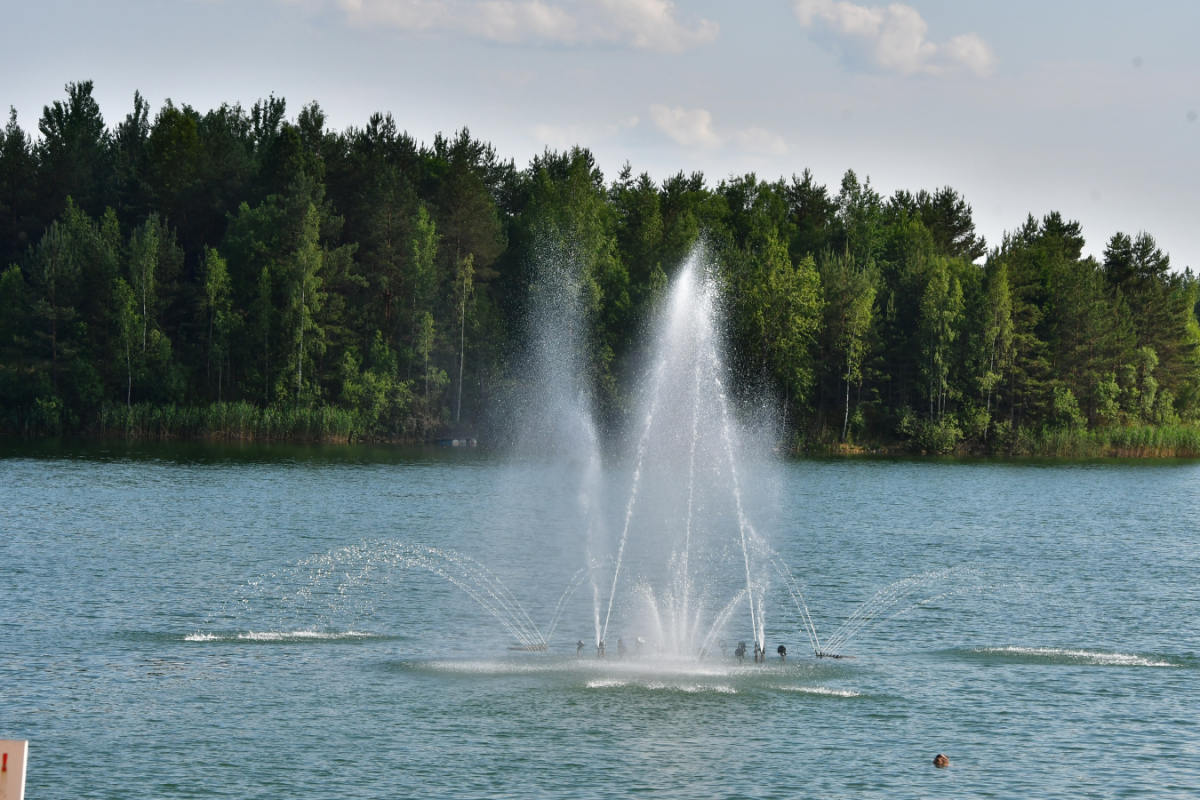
top-left (2, 441), bottom-right (1198, 798)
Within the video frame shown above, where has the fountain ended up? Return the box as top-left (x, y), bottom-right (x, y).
top-left (206, 242), bottom-right (978, 662)
top-left (593, 249), bottom-right (774, 659)
top-left (489, 242), bottom-right (979, 661)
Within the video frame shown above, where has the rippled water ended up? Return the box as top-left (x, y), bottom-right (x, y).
top-left (2, 441), bottom-right (1199, 798)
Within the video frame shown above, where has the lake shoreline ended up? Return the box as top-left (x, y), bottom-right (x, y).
top-left (4, 431), bottom-right (1200, 460)
top-left (6, 399), bottom-right (1200, 458)
top-left (815, 442), bottom-right (1200, 459)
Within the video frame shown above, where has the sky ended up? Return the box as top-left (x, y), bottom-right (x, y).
top-left (4, 0), bottom-right (1198, 269)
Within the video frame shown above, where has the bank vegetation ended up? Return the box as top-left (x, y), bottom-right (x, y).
top-left (2, 82), bottom-right (1198, 454)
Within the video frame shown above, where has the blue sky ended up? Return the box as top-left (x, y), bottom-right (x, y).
top-left (4, 0), bottom-right (1198, 268)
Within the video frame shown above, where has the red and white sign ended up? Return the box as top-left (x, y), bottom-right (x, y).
top-left (0, 740), bottom-right (27, 800)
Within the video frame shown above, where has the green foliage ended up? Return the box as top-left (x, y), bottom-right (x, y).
top-left (29, 219), bottom-right (79, 395)
top-left (0, 264), bottom-right (25, 346)
top-left (818, 250), bottom-right (875, 439)
top-left (112, 276), bottom-right (137, 406)
top-left (409, 204), bottom-right (438, 316)
top-left (201, 247), bottom-right (233, 399)
top-left (728, 229), bottom-right (823, 415)
top-left (919, 256), bottom-right (964, 420)
top-left (981, 259), bottom-right (1013, 433)
top-left (888, 187), bottom-right (987, 261)
top-left (1051, 386), bottom-right (1086, 429)
top-left (128, 216), bottom-right (159, 353)
top-left (452, 253), bottom-right (474, 423)
top-left (338, 332), bottom-right (414, 437)
top-left (834, 170), bottom-right (884, 269)
top-left (898, 406), bottom-right (962, 454)
top-left (2, 83), bottom-right (1199, 451)
top-left (282, 202), bottom-right (325, 402)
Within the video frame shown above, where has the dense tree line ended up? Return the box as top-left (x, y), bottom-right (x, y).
top-left (1, 82), bottom-right (1198, 449)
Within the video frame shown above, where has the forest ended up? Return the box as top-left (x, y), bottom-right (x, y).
top-left (2, 81), bottom-right (1199, 454)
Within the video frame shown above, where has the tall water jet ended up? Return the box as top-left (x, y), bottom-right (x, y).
top-left (599, 247), bottom-right (774, 658)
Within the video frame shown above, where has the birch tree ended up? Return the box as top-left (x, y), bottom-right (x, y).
top-left (201, 248), bottom-right (232, 400)
top-left (920, 257), bottom-right (963, 420)
top-left (821, 251), bottom-right (877, 440)
top-left (284, 203), bottom-right (324, 402)
top-left (128, 219), bottom-right (159, 354)
top-left (417, 310), bottom-right (436, 401)
top-left (981, 259), bottom-right (1013, 436)
top-left (112, 277), bottom-right (137, 407)
top-left (453, 253), bottom-right (474, 423)
top-left (31, 221), bottom-right (77, 395)
top-left (408, 204), bottom-right (438, 379)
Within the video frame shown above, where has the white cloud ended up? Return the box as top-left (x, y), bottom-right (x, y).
top-left (471, 2), bottom-right (579, 44)
top-left (942, 32), bottom-right (996, 77)
top-left (649, 104), bottom-right (722, 148)
top-left (336, 0), bottom-right (718, 53)
top-left (649, 107), bottom-right (787, 154)
top-left (792, 0), bottom-right (995, 77)
top-left (594, 0), bottom-right (718, 54)
top-left (736, 127), bottom-right (787, 156)
top-left (336, 0), bottom-right (443, 30)
top-left (531, 115), bottom-right (638, 149)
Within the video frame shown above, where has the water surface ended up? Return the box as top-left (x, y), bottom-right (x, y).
top-left (2, 442), bottom-right (1198, 798)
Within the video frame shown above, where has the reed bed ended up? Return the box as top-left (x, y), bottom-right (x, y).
top-left (93, 402), bottom-right (355, 441)
top-left (1018, 424), bottom-right (1200, 458)
top-left (797, 422), bottom-right (1200, 458)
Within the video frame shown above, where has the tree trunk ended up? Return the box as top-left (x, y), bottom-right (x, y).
top-left (264, 331), bottom-right (270, 405)
top-left (297, 284), bottom-right (304, 402)
top-left (207, 311), bottom-right (214, 394)
top-left (842, 348), bottom-right (852, 441)
top-left (408, 295), bottom-right (417, 381)
top-left (50, 295), bottom-right (59, 395)
top-left (455, 300), bottom-right (466, 424)
top-left (984, 344), bottom-right (995, 440)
